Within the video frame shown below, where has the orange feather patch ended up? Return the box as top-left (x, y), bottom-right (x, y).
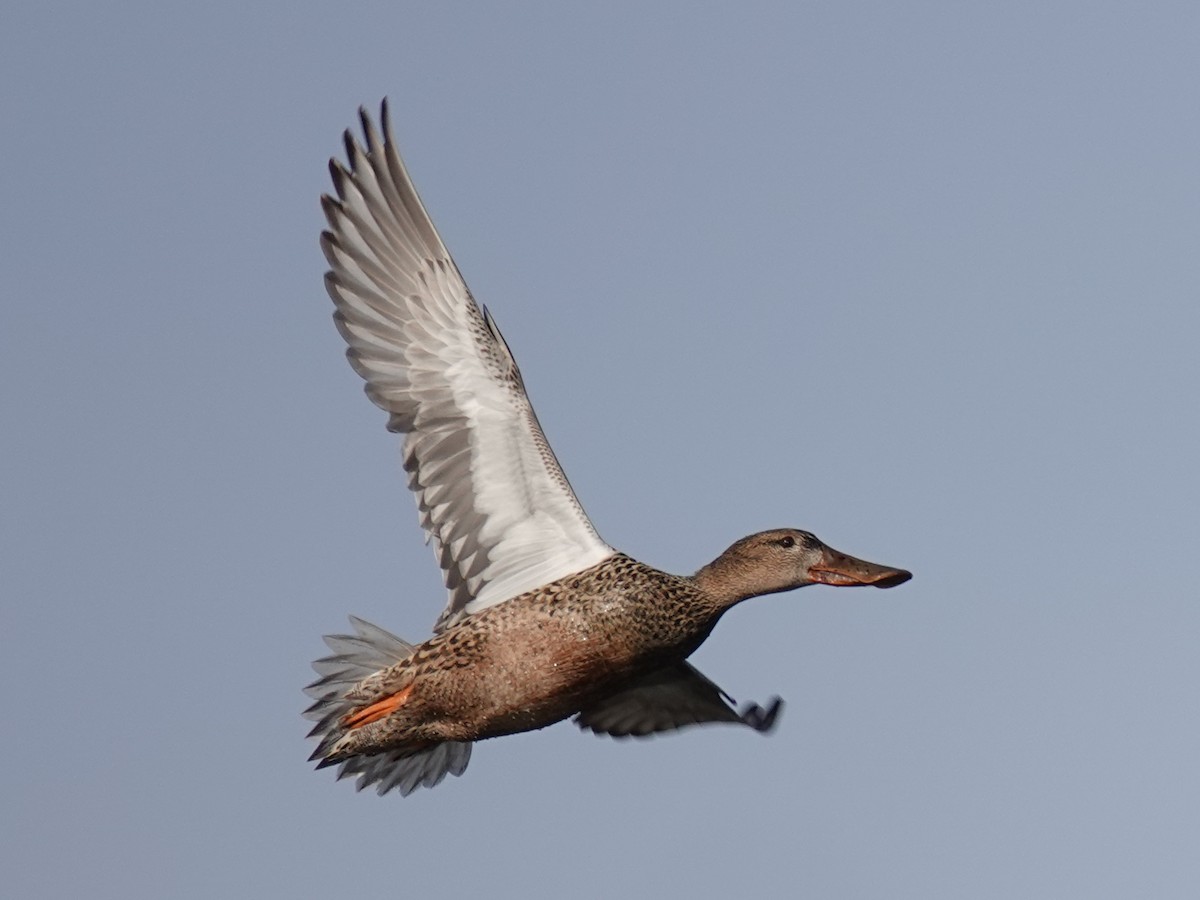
top-left (342, 684), bottom-right (414, 729)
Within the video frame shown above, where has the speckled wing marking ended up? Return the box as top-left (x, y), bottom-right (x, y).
top-left (575, 662), bottom-right (784, 737)
top-left (321, 101), bottom-right (615, 631)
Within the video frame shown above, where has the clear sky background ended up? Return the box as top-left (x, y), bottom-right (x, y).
top-left (3, 3), bottom-right (1198, 898)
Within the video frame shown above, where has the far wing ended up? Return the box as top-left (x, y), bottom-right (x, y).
top-left (321, 102), bottom-right (614, 631)
top-left (576, 662), bottom-right (783, 737)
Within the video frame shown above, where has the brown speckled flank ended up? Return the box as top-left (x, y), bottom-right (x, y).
top-left (304, 103), bottom-right (912, 797)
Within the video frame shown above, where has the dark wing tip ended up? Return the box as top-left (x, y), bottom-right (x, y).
top-left (740, 696), bottom-right (784, 734)
top-left (327, 158), bottom-right (351, 198)
top-left (358, 105), bottom-right (383, 154)
top-left (380, 97), bottom-right (392, 138)
top-left (342, 129), bottom-right (363, 172)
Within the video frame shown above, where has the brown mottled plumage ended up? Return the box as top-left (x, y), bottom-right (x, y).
top-left (304, 103), bottom-right (911, 797)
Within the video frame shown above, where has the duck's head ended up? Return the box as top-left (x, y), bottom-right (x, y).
top-left (694, 528), bottom-right (912, 605)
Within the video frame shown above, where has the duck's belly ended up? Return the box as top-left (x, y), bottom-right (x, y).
top-left (429, 604), bottom-right (668, 740)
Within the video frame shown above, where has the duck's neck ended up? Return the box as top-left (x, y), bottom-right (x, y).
top-left (690, 554), bottom-right (764, 610)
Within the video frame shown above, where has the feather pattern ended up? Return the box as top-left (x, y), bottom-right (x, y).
top-left (321, 102), bottom-right (614, 631)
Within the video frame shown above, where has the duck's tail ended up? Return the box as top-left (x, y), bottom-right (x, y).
top-left (303, 616), bottom-right (472, 796)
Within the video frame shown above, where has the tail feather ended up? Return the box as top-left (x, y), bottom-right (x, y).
top-left (304, 615), bottom-right (414, 692)
top-left (304, 615), bottom-right (472, 796)
top-left (336, 742), bottom-right (471, 796)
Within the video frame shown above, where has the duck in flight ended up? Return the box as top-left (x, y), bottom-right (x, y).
top-left (305, 101), bottom-right (912, 797)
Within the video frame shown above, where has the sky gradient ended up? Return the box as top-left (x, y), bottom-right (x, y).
top-left (3, 3), bottom-right (1199, 898)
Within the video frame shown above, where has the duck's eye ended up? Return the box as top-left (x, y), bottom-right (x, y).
top-left (778, 535), bottom-right (796, 549)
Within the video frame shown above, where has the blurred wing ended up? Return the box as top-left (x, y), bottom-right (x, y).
top-left (575, 663), bottom-right (784, 737)
top-left (321, 101), bottom-right (614, 631)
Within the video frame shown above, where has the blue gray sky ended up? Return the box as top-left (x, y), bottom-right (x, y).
top-left (3, 3), bottom-right (1198, 898)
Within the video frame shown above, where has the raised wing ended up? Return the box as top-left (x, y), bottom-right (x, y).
top-left (575, 662), bottom-right (784, 738)
top-left (321, 101), bottom-right (614, 631)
